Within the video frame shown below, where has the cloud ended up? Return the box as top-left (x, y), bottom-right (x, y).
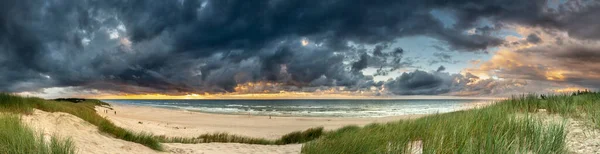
top-left (437, 66), bottom-right (446, 72)
top-left (526, 34), bottom-right (543, 44)
top-left (1, 0), bottom-right (599, 96)
top-left (429, 52), bottom-right (459, 65)
top-left (385, 70), bottom-right (453, 95)
top-left (384, 69), bottom-right (581, 96)
top-left (468, 26), bottom-right (600, 90)
top-left (351, 54), bottom-right (369, 72)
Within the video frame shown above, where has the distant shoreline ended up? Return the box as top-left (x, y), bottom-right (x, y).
top-left (102, 98), bottom-right (497, 118)
top-left (99, 96), bottom-right (505, 100)
top-left (97, 103), bottom-right (428, 140)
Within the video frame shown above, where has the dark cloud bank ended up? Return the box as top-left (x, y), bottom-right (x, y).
top-left (1, 0), bottom-right (599, 96)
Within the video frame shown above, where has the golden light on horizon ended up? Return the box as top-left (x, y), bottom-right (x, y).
top-left (545, 70), bottom-right (566, 81)
top-left (91, 92), bottom-right (378, 100)
top-left (94, 93), bottom-right (210, 99)
top-left (553, 87), bottom-right (585, 93)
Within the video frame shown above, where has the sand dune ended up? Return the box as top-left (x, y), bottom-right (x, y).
top-left (19, 103), bottom-right (600, 154)
top-left (19, 104), bottom-right (423, 154)
top-left (22, 109), bottom-right (302, 154)
top-left (16, 104), bottom-right (422, 154)
top-left (17, 102), bottom-right (490, 154)
top-left (22, 109), bottom-right (158, 154)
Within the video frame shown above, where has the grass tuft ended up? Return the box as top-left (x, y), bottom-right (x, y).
top-left (277, 127), bottom-right (323, 144)
top-left (157, 127), bottom-right (325, 145)
top-left (0, 114), bottom-right (76, 154)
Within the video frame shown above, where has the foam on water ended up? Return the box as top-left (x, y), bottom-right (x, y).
top-left (103, 99), bottom-right (495, 117)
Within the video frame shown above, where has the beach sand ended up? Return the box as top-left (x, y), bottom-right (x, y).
top-left (87, 104), bottom-right (426, 154)
top-left (18, 101), bottom-right (494, 154)
top-left (96, 104), bottom-right (426, 140)
top-left (22, 109), bottom-right (159, 154)
top-left (22, 101), bottom-right (597, 154)
top-left (22, 109), bottom-right (303, 154)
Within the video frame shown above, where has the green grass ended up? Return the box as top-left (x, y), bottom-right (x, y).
top-left (0, 114), bottom-right (76, 154)
top-left (301, 93), bottom-right (600, 153)
top-left (157, 127), bottom-right (324, 145)
top-left (5, 92), bottom-right (600, 153)
top-left (499, 91), bottom-right (600, 127)
top-left (0, 93), bottom-right (323, 150)
top-left (0, 93), bottom-right (163, 151)
top-left (303, 107), bottom-right (566, 153)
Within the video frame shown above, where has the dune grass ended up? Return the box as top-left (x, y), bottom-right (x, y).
top-left (157, 127), bottom-right (324, 145)
top-left (500, 91), bottom-right (600, 127)
top-left (303, 106), bottom-right (566, 153)
top-left (4, 92), bottom-right (600, 153)
top-left (0, 93), bottom-right (163, 151)
top-left (301, 92), bottom-right (600, 153)
top-left (0, 114), bottom-right (76, 154)
top-left (0, 93), bottom-right (323, 150)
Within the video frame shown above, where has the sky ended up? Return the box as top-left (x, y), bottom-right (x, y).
top-left (2, 0), bottom-right (600, 99)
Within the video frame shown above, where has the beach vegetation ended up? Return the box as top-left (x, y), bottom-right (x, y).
top-left (4, 92), bottom-right (600, 153)
top-left (303, 92), bottom-right (600, 153)
top-left (0, 93), bottom-right (163, 151)
top-left (0, 114), bottom-right (76, 154)
top-left (157, 126), bottom-right (324, 145)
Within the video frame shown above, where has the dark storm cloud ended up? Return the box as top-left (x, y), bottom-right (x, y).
top-left (383, 70), bottom-right (485, 95)
top-left (385, 70), bottom-right (452, 95)
top-left (527, 34), bottom-right (543, 44)
top-left (351, 54), bottom-right (369, 72)
top-left (553, 1), bottom-right (600, 40)
top-left (364, 45), bottom-right (412, 77)
top-left (437, 66), bottom-right (446, 72)
top-left (384, 70), bottom-right (537, 96)
top-left (1, 0), bottom-right (599, 95)
top-left (115, 0), bottom-right (508, 54)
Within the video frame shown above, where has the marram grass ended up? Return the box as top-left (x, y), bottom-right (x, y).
top-left (157, 127), bottom-right (324, 145)
top-left (302, 92), bottom-right (600, 154)
top-left (0, 93), bottom-right (323, 151)
top-left (0, 114), bottom-right (75, 154)
top-left (0, 93), bottom-right (163, 151)
top-left (3, 92), bottom-right (600, 153)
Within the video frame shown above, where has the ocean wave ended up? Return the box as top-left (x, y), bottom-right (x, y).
top-left (103, 99), bottom-right (485, 117)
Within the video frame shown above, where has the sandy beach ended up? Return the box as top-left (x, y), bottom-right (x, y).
top-left (96, 104), bottom-right (426, 139)
top-left (17, 101), bottom-right (598, 154)
top-left (16, 101), bottom-right (493, 154)
top-left (23, 109), bottom-right (303, 154)
top-left (90, 103), bottom-right (425, 154)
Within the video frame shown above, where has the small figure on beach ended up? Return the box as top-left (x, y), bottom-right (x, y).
top-left (114, 111), bottom-right (116, 115)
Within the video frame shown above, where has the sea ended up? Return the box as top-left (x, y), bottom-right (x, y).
top-left (102, 99), bottom-right (496, 118)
